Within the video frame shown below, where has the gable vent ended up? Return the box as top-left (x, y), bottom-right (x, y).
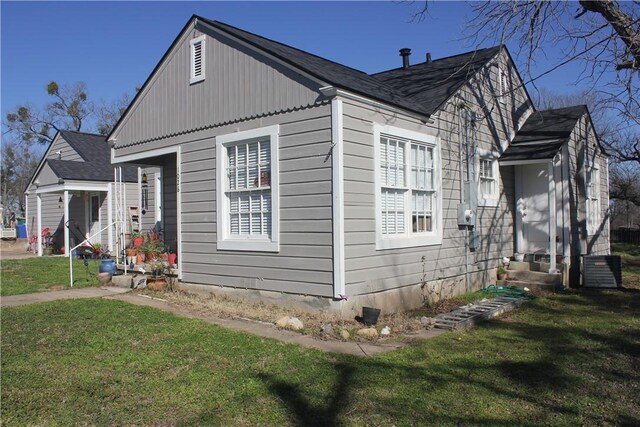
top-left (190, 35), bottom-right (206, 84)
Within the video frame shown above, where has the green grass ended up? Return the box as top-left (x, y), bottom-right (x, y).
top-left (612, 242), bottom-right (640, 286)
top-left (0, 257), bottom-right (100, 296)
top-left (2, 289), bottom-right (639, 426)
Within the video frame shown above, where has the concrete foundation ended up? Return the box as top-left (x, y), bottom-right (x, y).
top-left (177, 269), bottom-right (492, 319)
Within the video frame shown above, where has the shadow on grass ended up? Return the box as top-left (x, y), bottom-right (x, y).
top-left (257, 363), bottom-right (353, 427)
top-left (253, 293), bottom-right (640, 426)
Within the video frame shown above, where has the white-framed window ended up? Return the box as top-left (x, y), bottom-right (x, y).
top-left (216, 125), bottom-right (279, 252)
top-left (587, 161), bottom-right (601, 234)
top-left (374, 124), bottom-right (442, 250)
top-left (477, 149), bottom-right (500, 207)
top-left (190, 35), bottom-right (206, 84)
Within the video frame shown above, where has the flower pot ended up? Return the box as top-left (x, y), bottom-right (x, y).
top-left (133, 236), bottom-right (145, 248)
top-left (147, 277), bottom-right (167, 291)
top-left (126, 248), bottom-right (137, 257)
top-left (146, 252), bottom-right (158, 261)
top-left (168, 253), bottom-right (177, 265)
top-left (514, 253), bottom-right (525, 262)
top-left (99, 259), bottom-right (117, 277)
top-left (97, 272), bottom-right (111, 285)
top-left (362, 307), bottom-right (381, 326)
top-left (136, 252), bottom-right (146, 265)
top-left (43, 247), bottom-right (54, 256)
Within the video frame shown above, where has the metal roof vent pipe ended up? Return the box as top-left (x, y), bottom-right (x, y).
top-left (399, 48), bottom-right (411, 69)
top-left (426, 52), bottom-right (432, 63)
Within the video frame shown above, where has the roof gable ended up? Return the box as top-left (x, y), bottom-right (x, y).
top-left (371, 46), bottom-right (502, 115)
top-left (58, 130), bottom-right (109, 163)
top-left (198, 18), bottom-right (432, 117)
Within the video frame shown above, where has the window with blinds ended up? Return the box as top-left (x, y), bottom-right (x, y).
top-left (479, 158), bottom-right (497, 199)
top-left (587, 165), bottom-right (601, 234)
top-left (226, 140), bottom-right (271, 237)
top-left (190, 35), bottom-right (206, 84)
top-left (216, 125), bottom-right (280, 252)
top-left (376, 125), bottom-right (441, 249)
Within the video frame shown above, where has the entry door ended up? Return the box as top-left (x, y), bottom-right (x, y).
top-left (87, 193), bottom-right (101, 243)
top-left (155, 172), bottom-right (163, 226)
top-left (516, 163), bottom-right (549, 253)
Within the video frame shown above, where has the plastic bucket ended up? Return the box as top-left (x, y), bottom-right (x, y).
top-left (362, 307), bottom-right (381, 326)
top-left (16, 224), bottom-right (27, 238)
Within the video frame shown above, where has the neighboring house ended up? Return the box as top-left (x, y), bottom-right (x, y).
top-left (24, 130), bottom-right (139, 255)
top-left (107, 15), bottom-right (609, 314)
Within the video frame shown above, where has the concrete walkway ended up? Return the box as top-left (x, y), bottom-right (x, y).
top-left (1, 286), bottom-right (131, 307)
top-left (1, 285), bottom-right (446, 357)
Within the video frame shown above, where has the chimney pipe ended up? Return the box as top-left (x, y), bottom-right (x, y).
top-left (399, 48), bottom-right (411, 69)
top-left (426, 52), bottom-right (432, 63)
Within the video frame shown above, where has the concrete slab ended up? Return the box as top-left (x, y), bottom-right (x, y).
top-left (1, 286), bottom-right (130, 307)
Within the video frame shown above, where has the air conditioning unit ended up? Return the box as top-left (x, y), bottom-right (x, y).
top-left (582, 256), bottom-right (622, 288)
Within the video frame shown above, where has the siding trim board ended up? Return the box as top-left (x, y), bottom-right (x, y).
top-left (331, 98), bottom-right (346, 299)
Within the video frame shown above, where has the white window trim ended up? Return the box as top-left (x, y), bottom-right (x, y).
top-left (190, 35), bottom-right (206, 84)
top-left (477, 148), bottom-right (500, 207)
top-left (216, 125), bottom-right (280, 252)
top-left (374, 124), bottom-right (442, 250)
top-left (587, 160), bottom-right (601, 235)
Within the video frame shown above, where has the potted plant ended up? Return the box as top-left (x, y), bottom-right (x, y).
top-left (497, 266), bottom-right (508, 281)
top-left (146, 259), bottom-right (168, 291)
top-left (43, 243), bottom-right (54, 256)
top-left (132, 231), bottom-right (145, 248)
top-left (142, 236), bottom-right (164, 261)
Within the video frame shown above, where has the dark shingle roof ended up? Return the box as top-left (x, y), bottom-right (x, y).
top-left (196, 17), bottom-right (433, 117)
top-left (501, 106), bottom-right (587, 161)
top-left (371, 47), bottom-right (502, 115)
top-left (47, 159), bottom-right (137, 182)
top-left (59, 130), bottom-right (111, 163)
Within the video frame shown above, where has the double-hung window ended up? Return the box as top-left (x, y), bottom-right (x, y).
top-left (587, 161), bottom-right (601, 235)
top-left (375, 124), bottom-right (442, 250)
top-left (216, 125), bottom-right (279, 252)
top-left (477, 150), bottom-right (500, 206)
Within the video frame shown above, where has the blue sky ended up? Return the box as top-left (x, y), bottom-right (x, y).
top-left (2, 1), bottom-right (590, 134)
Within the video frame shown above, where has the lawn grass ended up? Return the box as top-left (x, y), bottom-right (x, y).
top-left (2, 289), bottom-right (639, 425)
top-left (0, 257), bottom-right (100, 296)
top-left (612, 242), bottom-right (640, 286)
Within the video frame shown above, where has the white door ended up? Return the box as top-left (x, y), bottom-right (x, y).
top-left (155, 172), bottom-right (162, 226)
top-left (516, 163), bottom-right (549, 254)
top-left (87, 193), bottom-right (101, 243)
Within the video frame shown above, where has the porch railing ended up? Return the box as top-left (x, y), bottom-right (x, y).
top-left (69, 221), bottom-right (121, 288)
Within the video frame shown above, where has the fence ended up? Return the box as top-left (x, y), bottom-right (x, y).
top-left (611, 228), bottom-right (640, 245)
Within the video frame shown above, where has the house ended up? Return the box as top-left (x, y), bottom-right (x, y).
top-left (107, 15), bottom-right (609, 314)
top-left (24, 130), bottom-right (144, 255)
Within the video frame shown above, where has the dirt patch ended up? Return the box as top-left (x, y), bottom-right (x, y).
top-left (142, 288), bottom-right (430, 342)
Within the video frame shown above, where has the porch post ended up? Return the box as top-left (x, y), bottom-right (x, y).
top-left (107, 183), bottom-right (113, 254)
top-left (63, 190), bottom-right (70, 257)
top-left (548, 161), bottom-right (557, 273)
top-left (36, 194), bottom-right (42, 256)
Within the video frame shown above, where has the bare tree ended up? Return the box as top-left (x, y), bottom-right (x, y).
top-left (95, 92), bottom-right (131, 136)
top-left (411, 1), bottom-right (640, 161)
top-left (1, 142), bottom-right (39, 213)
top-left (4, 81), bottom-right (92, 145)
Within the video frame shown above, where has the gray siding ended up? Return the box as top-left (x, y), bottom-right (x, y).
top-left (48, 134), bottom-right (82, 161)
top-left (566, 116), bottom-right (609, 263)
top-left (342, 51), bottom-right (530, 296)
top-left (177, 105), bottom-right (334, 296)
top-left (112, 23), bottom-right (326, 147)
